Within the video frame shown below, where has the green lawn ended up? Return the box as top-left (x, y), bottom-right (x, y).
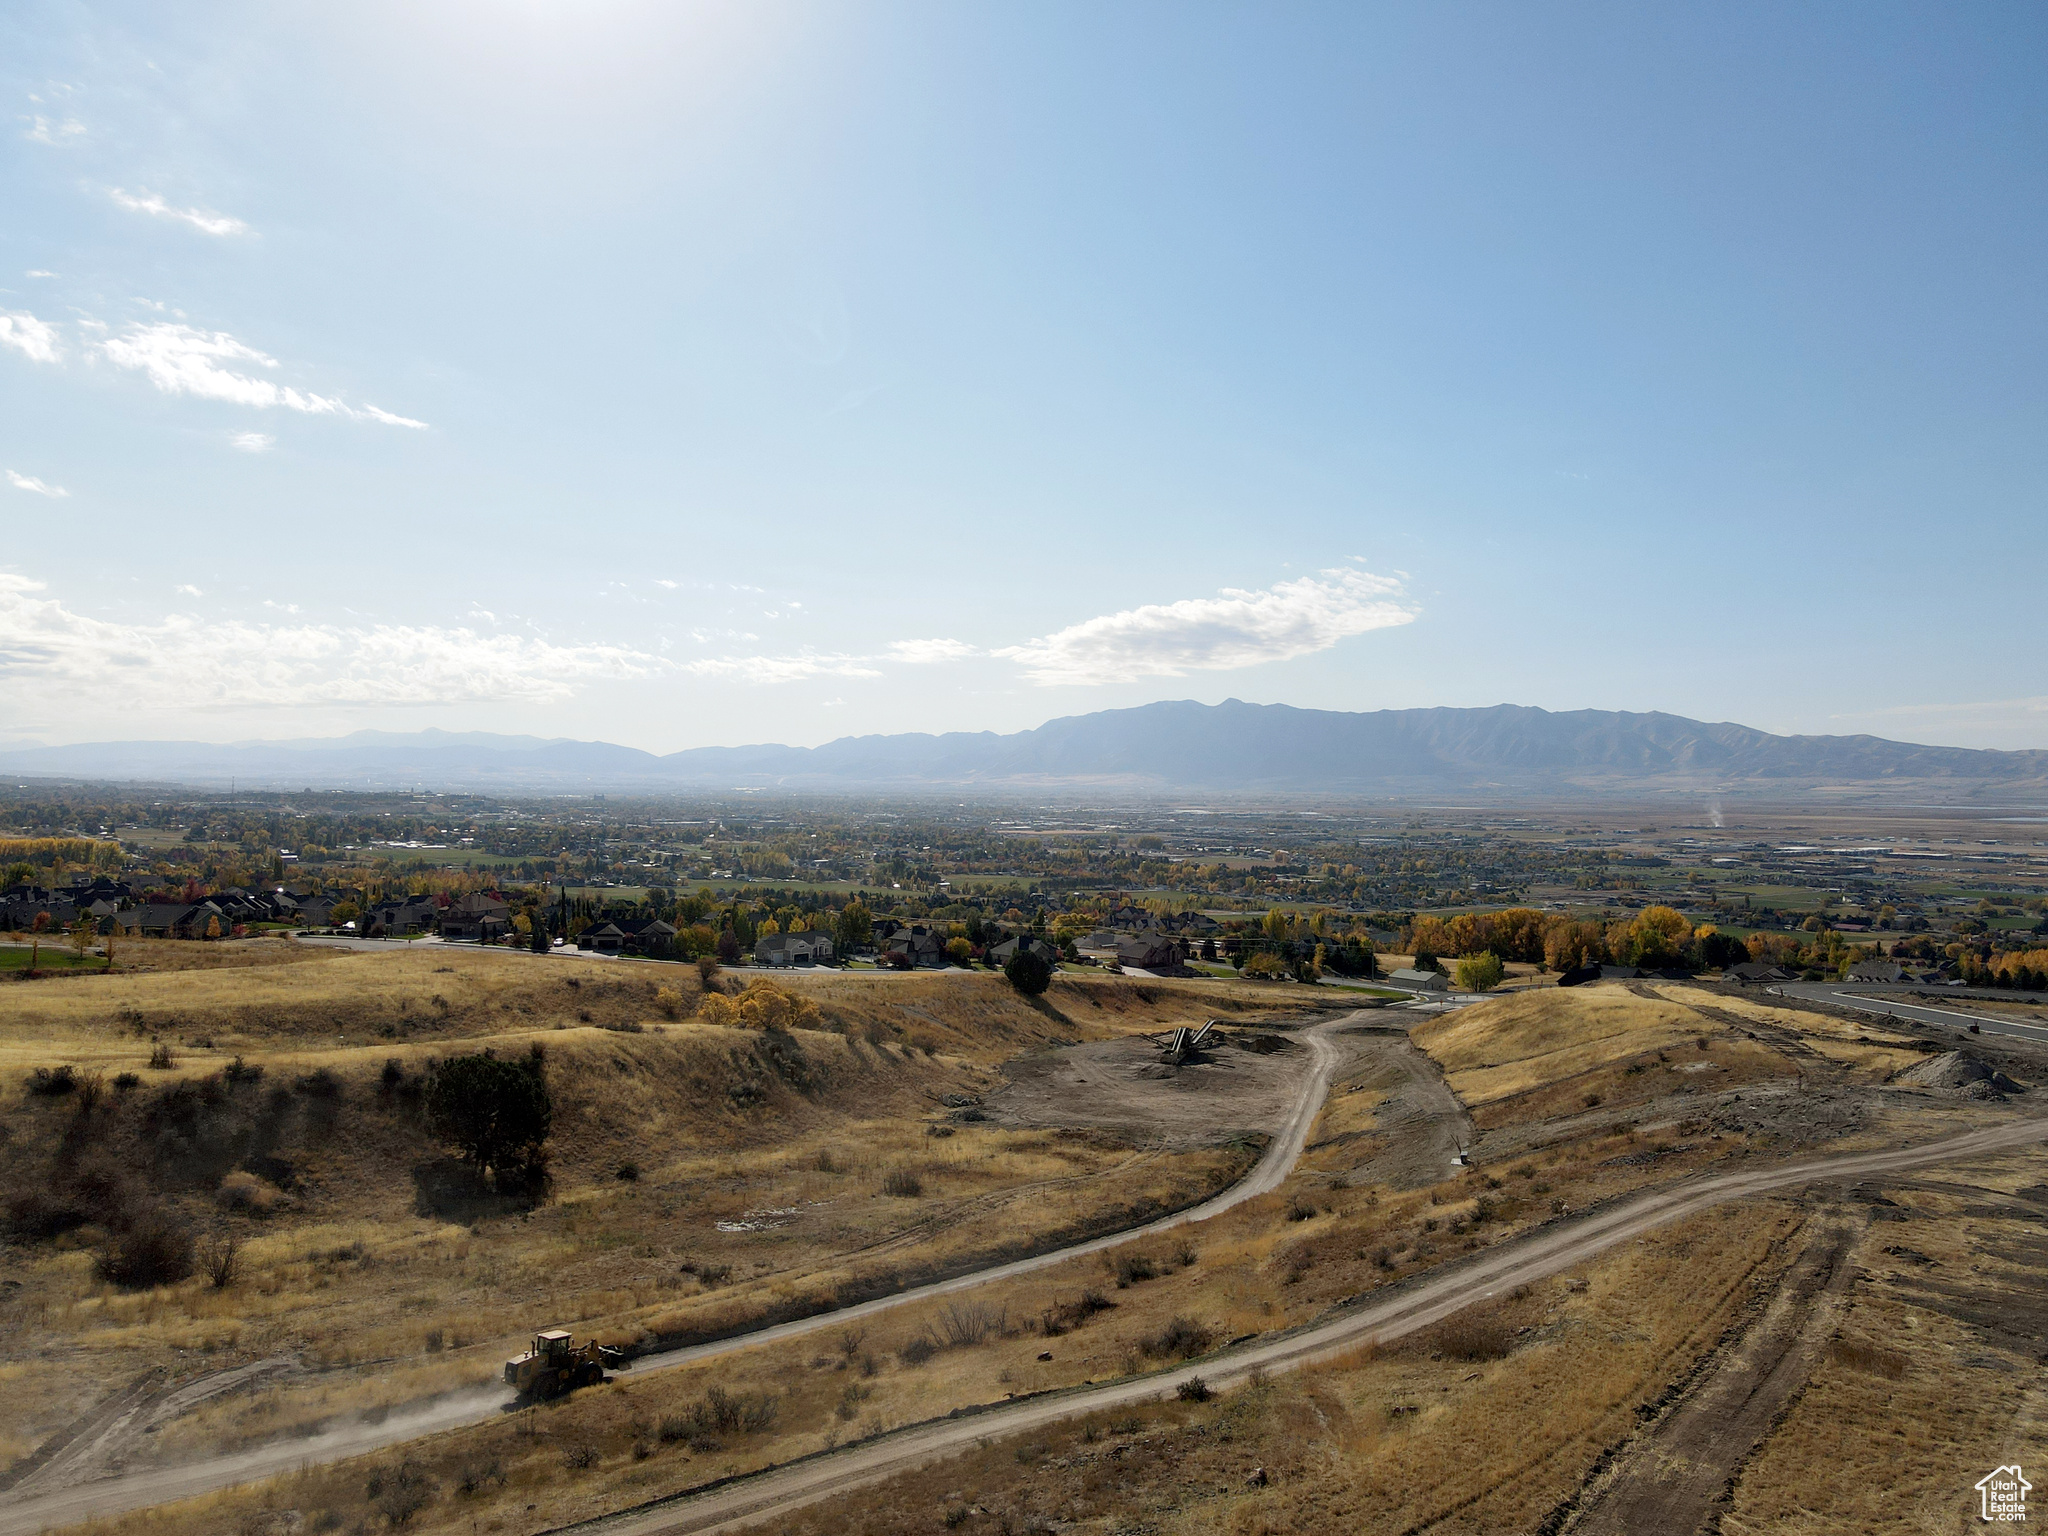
top-left (0, 946), bottom-right (107, 973)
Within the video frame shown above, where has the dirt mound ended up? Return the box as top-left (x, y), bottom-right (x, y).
top-left (1893, 1052), bottom-right (2025, 1097)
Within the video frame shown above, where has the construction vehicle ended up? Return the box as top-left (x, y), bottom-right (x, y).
top-left (503, 1329), bottom-right (629, 1399)
top-left (1150, 1020), bottom-right (1218, 1065)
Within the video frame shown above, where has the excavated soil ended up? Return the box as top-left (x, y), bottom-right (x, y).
top-left (987, 1029), bottom-right (1315, 1149)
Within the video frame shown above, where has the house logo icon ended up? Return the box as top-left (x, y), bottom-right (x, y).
top-left (1977, 1465), bottom-right (2030, 1523)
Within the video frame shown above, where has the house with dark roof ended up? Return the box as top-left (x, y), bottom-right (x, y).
top-left (442, 893), bottom-right (514, 942)
top-left (988, 935), bottom-right (1059, 968)
top-left (883, 926), bottom-right (949, 968)
top-left (755, 931), bottom-right (835, 967)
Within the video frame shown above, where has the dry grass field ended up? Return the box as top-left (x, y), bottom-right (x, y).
top-left (1410, 985), bottom-right (1801, 1130)
top-left (11, 962), bottom-right (2045, 1536)
top-left (0, 953), bottom-right (1329, 1478)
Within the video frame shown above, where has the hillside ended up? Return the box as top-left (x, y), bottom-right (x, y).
top-left (3, 701), bottom-right (2044, 796)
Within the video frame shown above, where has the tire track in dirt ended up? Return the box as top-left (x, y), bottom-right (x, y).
top-left (1549, 1211), bottom-right (1860, 1536)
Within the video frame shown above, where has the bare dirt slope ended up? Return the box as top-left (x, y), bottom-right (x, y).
top-left (1331, 1023), bottom-right (1475, 1188)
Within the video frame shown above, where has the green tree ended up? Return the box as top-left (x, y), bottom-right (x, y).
top-left (426, 1053), bottom-right (552, 1187)
top-left (1004, 947), bottom-right (1053, 996)
top-left (1454, 953), bottom-right (1504, 992)
top-left (835, 902), bottom-right (873, 952)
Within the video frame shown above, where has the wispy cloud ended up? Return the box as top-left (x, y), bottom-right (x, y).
top-left (887, 637), bottom-right (978, 664)
top-left (108, 188), bottom-right (251, 238)
top-left (98, 322), bottom-right (427, 428)
top-left (995, 567), bottom-right (1416, 686)
top-left (0, 310), bottom-right (60, 364)
top-left (174, 584), bottom-right (203, 597)
top-left (24, 270), bottom-right (55, 279)
top-left (25, 115), bottom-right (85, 146)
top-left (7, 471), bottom-right (68, 498)
top-left (229, 431), bottom-right (274, 453)
top-left (0, 572), bottom-right (659, 711)
top-left (676, 652), bottom-right (884, 684)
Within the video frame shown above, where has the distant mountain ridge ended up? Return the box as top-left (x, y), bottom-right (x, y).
top-left (3, 702), bottom-right (2043, 797)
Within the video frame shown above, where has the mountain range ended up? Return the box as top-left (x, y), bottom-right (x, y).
top-left (3, 701), bottom-right (2044, 799)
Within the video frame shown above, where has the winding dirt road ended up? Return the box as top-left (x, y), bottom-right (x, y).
top-left (0, 1019), bottom-right (1351, 1536)
top-left (562, 1116), bottom-right (2048, 1536)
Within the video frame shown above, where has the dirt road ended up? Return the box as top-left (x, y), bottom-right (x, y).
top-left (558, 1116), bottom-right (2048, 1536)
top-left (0, 1018), bottom-right (1353, 1536)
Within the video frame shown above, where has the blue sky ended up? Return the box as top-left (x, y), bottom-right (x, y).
top-left (3, 2), bottom-right (2043, 752)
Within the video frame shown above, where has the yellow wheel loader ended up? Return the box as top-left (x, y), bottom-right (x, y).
top-left (503, 1329), bottom-right (629, 1399)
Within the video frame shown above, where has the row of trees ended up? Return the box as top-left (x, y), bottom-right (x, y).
top-left (1404, 906), bottom-right (1753, 974)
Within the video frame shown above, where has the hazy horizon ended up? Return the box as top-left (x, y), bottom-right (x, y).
top-left (5, 4), bottom-right (2044, 753)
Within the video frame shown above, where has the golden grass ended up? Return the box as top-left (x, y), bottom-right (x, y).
top-left (0, 964), bottom-right (1304, 1477)
top-left (66, 1101), bottom-right (1796, 1536)
top-left (1413, 987), bottom-right (1755, 1106)
top-left (753, 1201), bottom-right (1804, 1536)
top-left (1718, 1147), bottom-right (2048, 1534)
top-left (1645, 985), bottom-right (1932, 1082)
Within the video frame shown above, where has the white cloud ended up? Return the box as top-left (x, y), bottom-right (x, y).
top-left (0, 310), bottom-right (60, 364)
top-left (995, 568), bottom-right (1417, 686)
top-left (229, 431), bottom-right (274, 453)
top-left (25, 115), bottom-right (85, 146)
top-left (0, 572), bottom-right (660, 711)
top-left (887, 637), bottom-right (978, 664)
top-left (654, 579), bottom-right (679, 589)
top-left (7, 471), bottom-right (68, 498)
top-left (24, 270), bottom-right (55, 279)
top-left (98, 322), bottom-right (427, 428)
top-left (108, 188), bottom-right (251, 238)
top-left (175, 584), bottom-right (203, 597)
top-left (676, 652), bottom-right (883, 684)
top-left (359, 402), bottom-right (429, 429)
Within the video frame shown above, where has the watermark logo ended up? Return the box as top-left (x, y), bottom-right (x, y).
top-left (1977, 1465), bottom-right (2030, 1524)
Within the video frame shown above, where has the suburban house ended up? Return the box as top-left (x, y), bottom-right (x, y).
top-left (1115, 934), bottom-right (1189, 974)
top-left (1723, 962), bottom-right (1795, 984)
top-left (296, 894), bottom-right (342, 926)
top-left (0, 890), bottom-right (78, 931)
top-left (441, 893), bottom-right (514, 942)
top-left (126, 901), bottom-right (231, 940)
top-left (882, 925), bottom-right (950, 968)
top-left (579, 916), bottom-right (678, 956)
top-left (755, 932), bottom-right (836, 967)
top-left (988, 934), bottom-right (1060, 968)
top-left (359, 895), bottom-right (440, 938)
top-left (1385, 966), bottom-right (1450, 993)
top-left (1843, 959), bottom-right (1906, 984)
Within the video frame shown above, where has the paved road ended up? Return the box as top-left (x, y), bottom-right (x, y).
top-left (1775, 982), bottom-right (2048, 1046)
top-left (0, 1018), bottom-right (1351, 1536)
top-left (570, 1114), bottom-right (2048, 1536)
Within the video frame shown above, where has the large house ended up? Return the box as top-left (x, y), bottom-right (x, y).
top-left (580, 917), bottom-right (678, 956)
top-left (882, 925), bottom-right (950, 968)
top-left (1115, 934), bottom-right (1189, 974)
top-left (755, 932), bottom-right (835, 967)
top-left (1723, 962), bottom-right (1795, 984)
top-left (988, 934), bottom-right (1059, 968)
top-left (359, 895), bottom-right (440, 938)
top-left (122, 901), bottom-right (230, 940)
top-left (441, 893), bottom-right (514, 942)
